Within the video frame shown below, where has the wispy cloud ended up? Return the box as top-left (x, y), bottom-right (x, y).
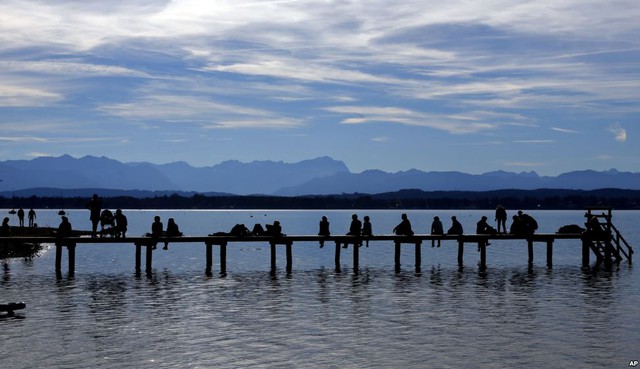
top-left (551, 127), bottom-right (580, 134)
top-left (100, 93), bottom-right (303, 129)
top-left (609, 123), bottom-right (628, 142)
top-left (512, 140), bottom-right (555, 144)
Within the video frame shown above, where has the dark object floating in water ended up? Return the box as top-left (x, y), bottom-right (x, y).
top-left (0, 302), bottom-right (26, 317)
top-left (58, 210), bottom-right (66, 215)
top-left (8, 209), bottom-right (16, 214)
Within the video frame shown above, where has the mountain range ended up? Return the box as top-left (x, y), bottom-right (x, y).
top-left (1, 155), bottom-right (639, 197)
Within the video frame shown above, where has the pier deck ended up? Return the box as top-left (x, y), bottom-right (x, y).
top-left (1, 232), bottom-right (626, 276)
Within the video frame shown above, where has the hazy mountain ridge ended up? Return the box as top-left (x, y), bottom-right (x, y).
top-left (1, 155), bottom-right (639, 196)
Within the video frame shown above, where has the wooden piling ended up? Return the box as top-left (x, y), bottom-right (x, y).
top-left (220, 242), bottom-right (227, 275)
top-left (146, 244), bottom-right (153, 273)
top-left (286, 242), bottom-right (293, 274)
top-left (457, 240), bottom-right (464, 267)
top-left (546, 240), bottom-right (553, 268)
top-left (415, 241), bottom-right (422, 272)
top-left (206, 243), bottom-right (213, 275)
top-left (270, 242), bottom-right (276, 270)
top-left (68, 244), bottom-right (76, 275)
top-left (55, 245), bottom-right (62, 273)
top-left (394, 241), bottom-right (401, 272)
top-left (527, 239), bottom-right (534, 265)
top-left (334, 241), bottom-right (341, 270)
top-left (353, 241), bottom-right (360, 271)
top-left (479, 240), bottom-right (486, 267)
top-left (135, 243), bottom-right (142, 273)
top-left (582, 238), bottom-right (590, 267)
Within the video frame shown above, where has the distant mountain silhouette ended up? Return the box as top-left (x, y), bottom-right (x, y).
top-left (274, 168), bottom-right (640, 195)
top-left (1, 155), bottom-right (639, 196)
top-left (0, 155), bottom-right (349, 195)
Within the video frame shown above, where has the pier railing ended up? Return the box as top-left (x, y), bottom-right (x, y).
top-left (3, 232), bottom-right (626, 276)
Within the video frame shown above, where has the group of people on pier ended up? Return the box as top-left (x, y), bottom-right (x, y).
top-left (312, 207), bottom-right (539, 250)
top-left (6, 195), bottom-right (544, 250)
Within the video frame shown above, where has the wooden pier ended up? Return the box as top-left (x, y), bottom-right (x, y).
top-left (1, 207), bottom-right (633, 276)
top-left (0, 232), bottom-right (631, 277)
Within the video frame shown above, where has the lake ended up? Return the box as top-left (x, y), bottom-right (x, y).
top-left (1, 209), bottom-right (639, 368)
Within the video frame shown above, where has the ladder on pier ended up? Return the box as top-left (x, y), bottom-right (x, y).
top-left (584, 207), bottom-right (634, 264)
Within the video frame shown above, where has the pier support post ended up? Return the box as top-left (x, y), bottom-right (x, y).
top-left (415, 241), bottom-right (422, 273)
top-left (546, 240), bottom-right (553, 268)
top-left (270, 242), bottom-right (277, 271)
top-left (458, 240), bottom-right (464, 267)
top-left (135, 243), bottom-right (141, 274)
top-left (479, 240), bottom-right (487, 268)
top-left (206, 243), bottom-right (213, 275)
top-left (220, 242), bottom-right (227, 275)
top-left (68, 244), bottom-right (76, 275)
top-left (582, 238), bottom-right (590, 267)
top-left (146, 244), bottom-right (153, 274)
top-left (55, 245), bottom-right (62, 273)
top-left (353, 241), bottom-right (360, 272)
top-left (527, 239), bottom-right (534, 265)
top-left (394, 241), bottom-right (401, 272)
top-left (334, 241), bottom-right (341, 271)
top-left (286, 242), bottom-right (293, 274)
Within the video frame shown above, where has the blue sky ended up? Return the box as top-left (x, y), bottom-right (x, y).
top-left (0, 0), bottom-right (638, 175)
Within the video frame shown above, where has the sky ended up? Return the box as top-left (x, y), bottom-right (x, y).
top-left (0, 0), bottom-right (639, 175)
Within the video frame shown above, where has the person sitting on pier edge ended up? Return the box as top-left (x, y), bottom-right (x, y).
top-left (55, 216), bottom-right (73, 246)
top-left (164, 218), bottom-right (183, 250)
top-left (264, 221), bottom-right (284, 237)
top-left (509, 215), bottom-right (525, 236)
top-left (87, 194), bottom-right (101, 238)
top-left (393, 213), bottom-right (414, 236)
top-left (362, 215), bottom-right (372, 247)
top-left (318, 216), bottom-right (330, 248)
top-left (447, 216), bottom-right (463, 235)
top-left (114, 209), bottom-right (128, 238)
top-left (150, 216), bottom-right (163, 250)
top-left (28, 208), bottom-right (36, 228)
top-left (476, 216), bottom-right (496, 249)
top-left (344, 214), bottom-right (362, 248)
top-left (1, 217), bottom-right (11, 237)
top-left (517, 210), bottom-right (538, 235)
top-left (495, 205), bottom-right (507, 234)
top-left (431, 216), bottom-right (444, 247)
top-left (476, 216), bottom-right (497, 235)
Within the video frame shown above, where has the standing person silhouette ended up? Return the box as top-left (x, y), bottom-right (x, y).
top-left (17, 207), bottom-right (25, 227)
top-left (28, 208), bottom-right (36, 228)
top-left (495, 205), bottom-right (507, 234)
top-left (87, 194), bottom-right (101, 238)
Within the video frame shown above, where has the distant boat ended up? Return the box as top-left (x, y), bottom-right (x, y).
top-left (8, 209), bottom-right (16, 214)
top-left (58, 210), bottom-right (66, 215)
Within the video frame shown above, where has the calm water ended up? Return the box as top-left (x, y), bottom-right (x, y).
top-left (1, 209), bottom-right (639, 369)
